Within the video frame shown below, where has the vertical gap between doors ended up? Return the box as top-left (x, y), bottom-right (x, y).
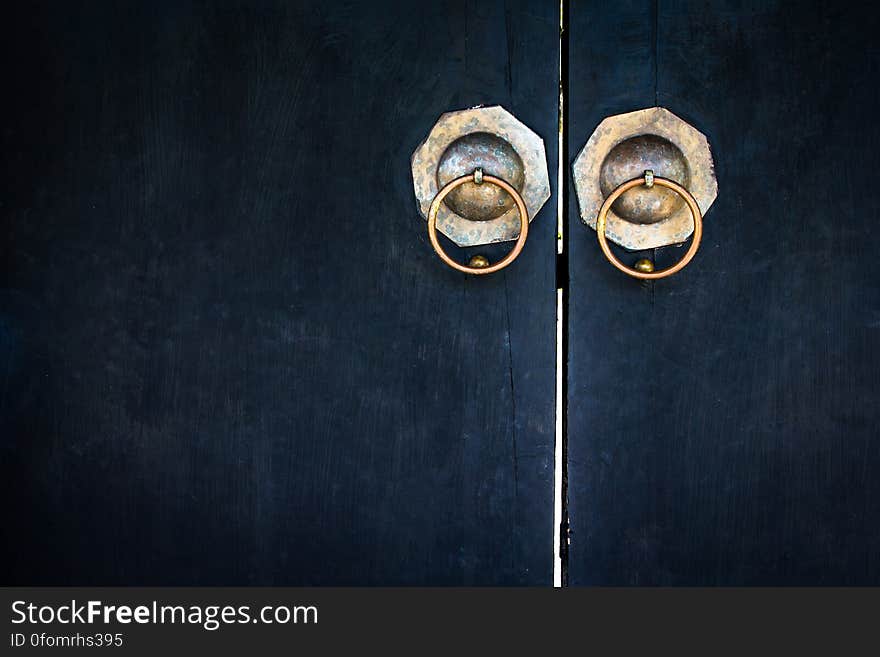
top-left (651, 0), bottom-right (660, 297)
top-left (554, 0), bottom-right (570, 588)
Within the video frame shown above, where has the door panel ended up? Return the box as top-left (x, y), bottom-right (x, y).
top-left (0, 0), bottom-right (558, 584)
top-left (567, 0), bottom-right (880, 584)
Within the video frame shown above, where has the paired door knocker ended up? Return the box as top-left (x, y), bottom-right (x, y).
top-left (411, 106), bottom-right (550, 274)
top-left (573, 107), bottom-right (718, 279)
top-left (411, 106), bottom-right (716, 279)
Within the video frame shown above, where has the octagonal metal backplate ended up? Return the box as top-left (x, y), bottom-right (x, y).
top-left (411, 106), bottom-right (550, 247)
top-left (573, 107), bottom-right (718, 250)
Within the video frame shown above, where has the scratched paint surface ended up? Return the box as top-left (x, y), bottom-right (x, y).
top-left (567, 0), bottom-right (880, 585)
top-left (0, 0), bottom-right (558, 585)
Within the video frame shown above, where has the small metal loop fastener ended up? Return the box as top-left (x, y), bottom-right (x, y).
top-left (427, 170), bottom-right (529, 275)
top-left (596, 173), bottom-right (703, 280)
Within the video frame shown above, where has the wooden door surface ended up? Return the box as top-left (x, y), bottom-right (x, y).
top-left (4, 0), bottom-right (879, 588)
top-left (0, 0), bottom-right (559, 585)
top-left (566, 0), bottom-right (880, 584)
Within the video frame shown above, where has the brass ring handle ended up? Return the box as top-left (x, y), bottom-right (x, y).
top-left (427, 169), bottom-right (529, 275)
top-left (596, 172), bottom-right (703, 280)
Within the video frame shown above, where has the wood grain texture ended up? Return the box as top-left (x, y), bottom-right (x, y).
top-left (567, 0), bottom-right (880, 584)
top-left (0, 0), bottom-right (558, 585)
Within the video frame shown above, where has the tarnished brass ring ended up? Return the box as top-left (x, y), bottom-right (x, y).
top-left (427, 172), bottom-right (529, 275)
top-left (596, 175), bottom-right (703, 280)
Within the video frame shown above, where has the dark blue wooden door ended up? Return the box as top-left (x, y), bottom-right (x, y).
top-left (566, 0), bottom-right (880, 584)
top-left (7, 0), bottom-right (876, 588)
top-left (0, 0), bottom-right (559, 585)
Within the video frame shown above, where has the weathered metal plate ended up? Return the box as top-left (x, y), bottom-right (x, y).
top-left (572, 107), bottom-right (718, 250)
top-left (411, 106), bottom-right (550, 247)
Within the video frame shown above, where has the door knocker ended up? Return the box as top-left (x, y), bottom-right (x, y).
top-left (411, 106), bottom-right (550, 274)
top-left (573, 107), bottom-right (718, 279)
